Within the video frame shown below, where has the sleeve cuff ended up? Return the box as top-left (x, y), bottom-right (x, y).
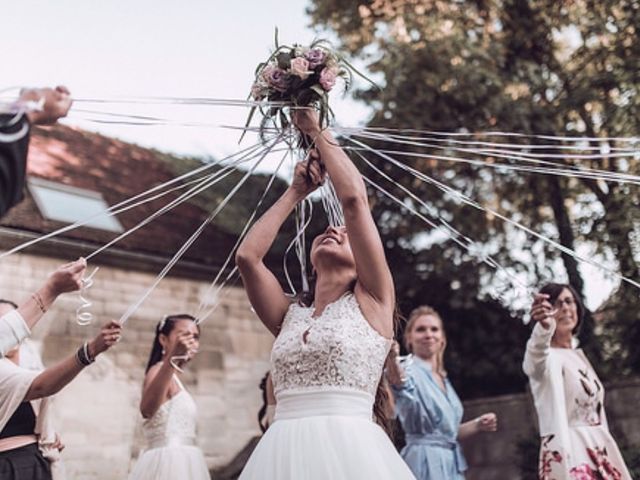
top-left (0, 310), bottom-right (31, 356)
top-left (391, 372), bottom-right (416, 394)
top-left (531, 320), bottom-right (556, 344)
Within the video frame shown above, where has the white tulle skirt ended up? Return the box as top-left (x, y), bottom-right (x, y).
top-left (128, 440), bottom-right (210, 480)
top-left (240, 388), bottom-right (416, 480)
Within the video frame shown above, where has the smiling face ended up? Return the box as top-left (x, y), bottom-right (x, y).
top-left (406, 314), bottom-right (446, 361)
top-left (310, 226), bottom-right (357, 275)
top-left (552, 287), bottom-right (579, 338)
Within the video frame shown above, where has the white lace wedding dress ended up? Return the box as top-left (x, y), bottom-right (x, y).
top-left (128, 376), bottom-right (210, 480)
top-left (240, 292), bottom-right (416, 479)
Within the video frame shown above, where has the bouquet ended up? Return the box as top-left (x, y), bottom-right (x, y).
top-left (243, 31), bottom-right (376, 147)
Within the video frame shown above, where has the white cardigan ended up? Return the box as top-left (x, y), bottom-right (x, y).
top-left (522, 320), bottom-right (608, 473)
top-left (0, 309), bottom-right (30, 357)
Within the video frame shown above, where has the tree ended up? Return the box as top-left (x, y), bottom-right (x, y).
top-left (308, 0), bottom-right (640, 380)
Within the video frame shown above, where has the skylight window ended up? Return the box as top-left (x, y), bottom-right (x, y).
top-left (28, 177), bottom-right (124, 232)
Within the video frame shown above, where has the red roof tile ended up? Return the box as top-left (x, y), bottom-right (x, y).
top-left (1, 125), bottom-right (240, 277)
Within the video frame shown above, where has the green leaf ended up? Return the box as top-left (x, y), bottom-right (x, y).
top-left (254, 62), bottom-right (266, 76)
top-left (239, 105), bottom-right (257, 144)
top-left (277, 51), bottom-right (292, 70)
top-left (279, 109), bottom-right (289, 130)
top-left (340, 56), bottom-right (380, 90)
top-left (310, 84), bottom-right (325, 97)
top-left (260, 45), bottom-right (290, 73)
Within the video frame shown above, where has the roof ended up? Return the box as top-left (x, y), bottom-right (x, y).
top-left (0, 125), bottom-right (246, 278)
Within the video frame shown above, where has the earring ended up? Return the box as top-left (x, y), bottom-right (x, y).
top-left (161, 348), bottom-right (166, 355)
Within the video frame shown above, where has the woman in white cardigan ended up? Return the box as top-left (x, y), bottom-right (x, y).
top-left (524, 283), bottom-right (631, 480)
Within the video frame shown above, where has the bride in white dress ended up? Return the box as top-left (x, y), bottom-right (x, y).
top-left (128, 314), bottom-right (210, 480)
top-left (235, 110), bottom-right (416, 479)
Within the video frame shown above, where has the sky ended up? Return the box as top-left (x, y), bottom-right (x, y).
top-left (3, 1), bottom-right (619, 310)
top-left (2, 0), bottom-right (370, 159)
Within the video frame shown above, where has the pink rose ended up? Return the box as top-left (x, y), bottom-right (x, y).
top-left (319, 67), bottom-right (338, 91)
top-left (260, 64), bottom-right (276, 81)
top-left (569, 464), bottom-right (598, 480)
top-left (305, 48), bottom-right (327, 69)
top-left (290, 57), bottom-right (311, 80)
top-left (261, 64), bottom-right (289, 93)
top-left (251, 81), bottom-right (268, 100)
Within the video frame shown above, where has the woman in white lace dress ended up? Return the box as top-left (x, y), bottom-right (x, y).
top-left (235, 109), bottom-right (415, 479)
top-left (128, 315), bottom-right (209, 480)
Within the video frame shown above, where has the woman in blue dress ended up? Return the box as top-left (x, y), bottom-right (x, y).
top-left (385, 305), bottom-right (498, 479)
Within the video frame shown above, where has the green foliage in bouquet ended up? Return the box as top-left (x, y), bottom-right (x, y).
top-left (242, 29), bottom-right (377, 146)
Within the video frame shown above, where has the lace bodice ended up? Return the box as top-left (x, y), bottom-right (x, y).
top-left (142, 376), bottom-right (198, 448)
top-left (271, 293), bottom-right (392, 397)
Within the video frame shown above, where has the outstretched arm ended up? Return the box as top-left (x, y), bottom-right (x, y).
top-left (24, 320), bottom-right (121, 401)
top-left (294, 110), bottom-right (395, 336)
top-left (1, 86), bottom-right (72, 217)
top-left (18, 258), bottom-right (87, 331)
top-left (236, 160), bottom-right (324, 335)
top-left (522, 293), bottom-right (555, 379)
top-left (0, 259), bottom-right (86, 357)
top-left (20, 86), bottom-right (73, 126)
top-left (140, 330), bottom-right (196, 418)
top-left (458, 413), bottom-right (498, 440)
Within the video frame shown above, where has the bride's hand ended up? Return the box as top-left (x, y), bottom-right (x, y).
top-left (292, 108), bottom-right (322, 138)
top-left (289, 157), bottom-right (325, 200)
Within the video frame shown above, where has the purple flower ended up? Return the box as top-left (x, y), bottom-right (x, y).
top-left (305, 48), bottom-right (327, 69)
top-left (251, 81), bottom-right (268, 100)
top-left (319, 67), bottom-right (338, 91)
top-left (261, 64), bottom-right (289, 93)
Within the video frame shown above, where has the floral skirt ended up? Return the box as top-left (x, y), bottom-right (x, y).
top-left (538, 425), bottom-right (631, 480)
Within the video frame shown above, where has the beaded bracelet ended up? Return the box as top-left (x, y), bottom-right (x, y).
top-left (31, 292), bottom-right (47, 314)
top-left (76, 341), bottom-right (95, 367)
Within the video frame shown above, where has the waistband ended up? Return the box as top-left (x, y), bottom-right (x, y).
top-left (275, 389), bottom-right (374, 421)
top-left (405, 433), bottom-right (468, 473)
top-left (0, 435), bottom-right (37, 453)
top-left (147, 436), bottom-right (196, 450)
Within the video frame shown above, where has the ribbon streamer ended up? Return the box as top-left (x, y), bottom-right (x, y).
top-left (76, 266), bottom-right (100, 326)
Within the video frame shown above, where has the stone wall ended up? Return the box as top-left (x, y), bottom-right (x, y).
top-left (3, 253), bottom-right (639, 479)
top-left (0, 252), bottom-right (273, 479)
top-left (460, 378), bottom-right (640, 479)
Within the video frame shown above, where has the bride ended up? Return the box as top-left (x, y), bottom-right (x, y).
top-left (235, 109), bottom-right (415, 479)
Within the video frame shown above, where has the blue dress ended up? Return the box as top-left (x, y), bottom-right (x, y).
top-left (391, 355), bottom-right (467, 479)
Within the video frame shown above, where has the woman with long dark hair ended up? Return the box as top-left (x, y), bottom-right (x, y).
top-left (236, 109), bottom-right (415, 479)
top-left (524, 283), bottom-right (631, 479)
top-left (128, 314), bottom-right (209, 480)
top-left (385, 306), bottom-right (497, 479)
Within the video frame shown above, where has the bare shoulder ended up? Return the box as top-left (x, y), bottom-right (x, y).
top-left (144, 363), bottom-right (179, 393)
